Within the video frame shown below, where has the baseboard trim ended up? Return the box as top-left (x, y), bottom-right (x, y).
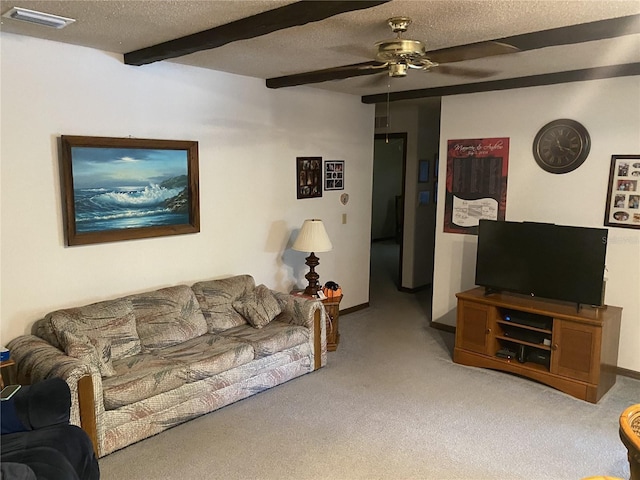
top-left (617, 366), bottom-right (640, 381)
top-left (340, 302), bottom-right (369, 316)
top-left (429, 321), bottom-right (456, 334)
top-left (432, 323), bottom-right (640, 378)
top-left (398, 283), bottom-right (432, 294)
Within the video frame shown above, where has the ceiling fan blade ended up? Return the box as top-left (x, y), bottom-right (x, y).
top-left (435, 65), bottom-right (498, 79)
top-left (427, 41), bottom-right (519, 64)
top-left (362, 72), bottom-right (391, 88)
top-left (266, 62), bottom-right (387, 89)
top-left (328, 44), bottom-right (376, 59)
top-left (125, 0), bottom-right (391, 66)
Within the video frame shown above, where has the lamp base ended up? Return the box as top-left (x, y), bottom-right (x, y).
top-left (303, 285), bottom-right (321, 297)
top-left (303, 252), bottom-right (321, 297)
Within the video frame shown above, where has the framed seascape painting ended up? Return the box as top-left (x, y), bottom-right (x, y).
top-left (59, 136), bottom-right (200, 246)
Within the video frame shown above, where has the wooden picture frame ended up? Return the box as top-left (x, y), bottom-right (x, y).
top-left (59, 135), bottom-right (200, 246)
top-left (325, 160), bottom-right (344, 191)
top-left (604, 154), bottom-right (640, 229)
top-left (297, 157), bottom-right (322, 199)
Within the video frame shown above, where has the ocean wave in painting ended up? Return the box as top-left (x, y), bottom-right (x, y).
top-left (74, 180), bottom-right (188, 232)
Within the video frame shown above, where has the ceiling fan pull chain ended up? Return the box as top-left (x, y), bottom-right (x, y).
top-left (385, 78), bottom-right (391, 143)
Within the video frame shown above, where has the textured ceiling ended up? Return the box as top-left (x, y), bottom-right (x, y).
top-left (1, 0), bottom-right (639, 97)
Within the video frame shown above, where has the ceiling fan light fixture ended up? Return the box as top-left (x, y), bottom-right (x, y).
top-left (387, 16), bottom-right (412, 33)
top-left (375, 39), bottom-right (426, 63)
top-left (2, 6), bottom-right (75, 29)
top-left (389, 63), bottom-right (408, 77)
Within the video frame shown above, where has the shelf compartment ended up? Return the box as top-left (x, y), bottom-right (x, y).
top-left (496, 319), bottom-right (551, 335)
top-left (495, 335), bottom-right (551, 351)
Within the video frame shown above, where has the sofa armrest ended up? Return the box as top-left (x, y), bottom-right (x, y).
top-left (6, 335), bottom-right (102, 455)
top-left (272, 292), bottom-right (322, 328)
top-left (273, 292), bottom-right (327, 369)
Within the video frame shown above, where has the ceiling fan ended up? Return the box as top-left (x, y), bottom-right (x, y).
top-left (266, 16), bottom-right (520, 89)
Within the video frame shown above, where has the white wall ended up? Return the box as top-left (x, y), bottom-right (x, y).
top-left (0, 33), bottom-right (375, 343)
top-left (433, 76), bottom-right (640, 372)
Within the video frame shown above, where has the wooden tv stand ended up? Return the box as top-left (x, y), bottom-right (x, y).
top-left (453, 288), bottom-right (622, 403)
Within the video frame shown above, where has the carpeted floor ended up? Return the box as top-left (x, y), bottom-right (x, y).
top-left (99, 241), bottom-right (639, 480)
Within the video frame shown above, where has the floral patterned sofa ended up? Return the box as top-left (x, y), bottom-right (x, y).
top-left (6, 275), bottom-right (326, 457)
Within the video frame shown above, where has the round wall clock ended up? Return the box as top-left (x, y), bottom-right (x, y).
top-left (532, 119), bottom-right (591, 174)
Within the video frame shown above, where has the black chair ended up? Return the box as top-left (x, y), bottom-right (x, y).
top-left (1, 378), bottom-right (100, 480)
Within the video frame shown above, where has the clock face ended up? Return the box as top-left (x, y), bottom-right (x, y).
top-left (533, 119), bottom-right (590, 174)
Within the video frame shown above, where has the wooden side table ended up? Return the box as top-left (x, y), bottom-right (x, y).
top-left (0, 359), bottom-right (17, 389)
top-left (321, 295), bottom-right (342, 352)
top-left (290, 290), bottom-right (343, 352)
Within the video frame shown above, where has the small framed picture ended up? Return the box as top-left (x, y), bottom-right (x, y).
top-left (297, 157), bottom-right (322, 199)
top-left (604, 154), bottom-right (640, 229)
top-left (325, 160), bottom-right (344, 191)
top-left (418, 190), bottom-right (430, 205)
top-left (418, 160), bottom-right (429, 183)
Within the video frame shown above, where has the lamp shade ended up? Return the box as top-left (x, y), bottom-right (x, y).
top-left (292, 219), bottom-right (332, 253)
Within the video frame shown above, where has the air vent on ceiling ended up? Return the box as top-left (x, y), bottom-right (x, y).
top-left (2, 7), bottom-right (75, 29)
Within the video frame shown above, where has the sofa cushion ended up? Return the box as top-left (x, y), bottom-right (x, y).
top-left (152, 334), bottom-right (254, 382)
top-left (192, 275), bottom-right (255, 332)
top-left (47, 298), bottom-right (141, 361)
top-left (103, 353), bottom-right (190, 410)
top-left (219, 320), bottom-right (310, 358)
top-left (129, 285), bottom-right (208, 352)
top-left (232, 284), bottom-right (282, 329)
top-left (58, 330), bottom-right (116, 378)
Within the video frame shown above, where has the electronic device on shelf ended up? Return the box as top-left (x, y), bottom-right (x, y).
top-left (496, 348), bottom-right (516, 360)
top-left (475, 220), bottom-right (608, 308)
top-left (517, 345), bottom-right (527, 363)
top-left (526, 350), bottom-right (551, 368)
top-left (503, 310), bottom-right (552, 330)
top-left (501, 326), bottom-right (548, 345)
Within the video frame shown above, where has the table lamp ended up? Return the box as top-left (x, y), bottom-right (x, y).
top-left (292, 219), bottom-right (333, 296)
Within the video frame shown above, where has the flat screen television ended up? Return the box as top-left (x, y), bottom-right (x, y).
top-left (475, 220), bottom-right (608, 307)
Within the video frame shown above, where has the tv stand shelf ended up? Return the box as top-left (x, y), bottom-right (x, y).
top-left (453, 287), bottom-right (622, 403)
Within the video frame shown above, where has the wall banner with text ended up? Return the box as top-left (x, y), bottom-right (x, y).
top-left (444, 138), bottom-right (509, 235)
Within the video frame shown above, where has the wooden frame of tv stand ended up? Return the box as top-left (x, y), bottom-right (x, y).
top-left (453, 287), bottom-right (622, 403)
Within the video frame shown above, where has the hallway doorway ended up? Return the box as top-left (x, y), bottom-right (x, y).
top-left (371, 133), bottom-right (406, 290)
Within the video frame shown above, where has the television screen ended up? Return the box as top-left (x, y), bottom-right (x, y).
top-left (475, 220), bottom-right (608, 306)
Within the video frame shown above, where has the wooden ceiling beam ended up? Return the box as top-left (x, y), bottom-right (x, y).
top-left (124, 0), bottom-right (390, 66)
top-left (266, 61), bottom-right (386, 89)
top-left (360, 63), bottom-right (640, 104)
top-left (495, 14), bottom-right (640, 51)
